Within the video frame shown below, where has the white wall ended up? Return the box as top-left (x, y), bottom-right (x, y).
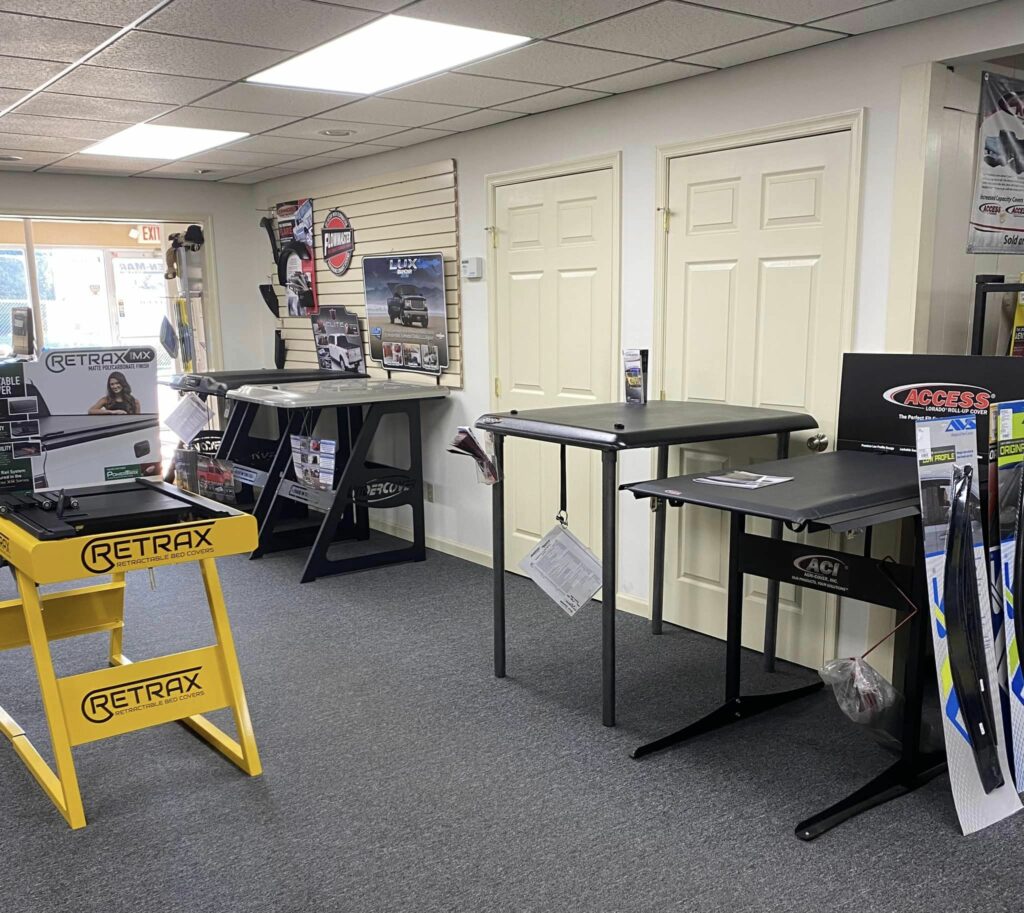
top-left (245, 1), bottom-right (1024, 613)
top-left (0, 171), bottom-right (272, 369)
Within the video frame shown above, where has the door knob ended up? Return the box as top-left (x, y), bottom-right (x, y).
top-left (806, 433), bottom-right (829, 452)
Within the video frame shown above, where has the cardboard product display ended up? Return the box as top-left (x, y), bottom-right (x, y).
top-left (915, 415), bottom-right (1021, 834)
top-left (364, 253), bottom-right (448, 375)
top-left (0, 348), bottom-right (162, 493)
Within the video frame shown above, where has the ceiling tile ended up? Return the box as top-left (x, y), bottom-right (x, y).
top-left (498, 87), bottom-right (609, 114)
top-left (0, 1), bottom-right (157, 25)
top-left (0, 130), bottom-right (83, 152)
top-left (264, 117), bottom-right (404, 143)
top-left (695, 0), bottom-right (887, 24)
top-left (0, 147), bottom-right (67, 166)
top-left (322, 96), bottom-right (474, 126)
top-left (140, 0), bottom-right (376, 52)
top-left (17, 93), bottom-right (173, 122)
top-left (187, 148), bottom-right (309, 167)
top-left (90, 31), bottom-right (289, 81)
top-left (0, 112), bottom-right (124, 139)
top-left (399, 0), bottom-right (654, 39)
top-left (430, 108), bottom-right (524, 131)
top-left (460, 41), bottom-right (656, 86)
top-left (316, 0), bottom-right (407, 10)
top-left (577, 61), bottom-right (712, 92)
top-left (43, 153), bottom-right (167, 174)
top-left (681, 26), bottom-right (840, 67)
top-left (192, 84), bottom-right (360, 117)
top-left (135, 160), bottom-right (253, 180)
top-left (223, 134), bottom-right (350, 155)
top-left (373, 127), bottom-right (453, 147)
top-left (812, 0), bottom-right (996, 33)
top-left (152, 106), bottom-right (297, 133)
top-left (0, 13), bottom-right (117, 62)
top-left (384, 73), bottom-right (555, 107)
top-left (50, 66), bottom-right (228, 104)
top-left (0, 56), bottom-right (67, 90)
top-left (558, 1), bottom-right (783, 59)
top-left (223, 166), bottom-right (303, 184)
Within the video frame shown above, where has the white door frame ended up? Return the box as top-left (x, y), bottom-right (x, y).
top-left (650, 110), bottom-right (865, 662)
top-left (485, 152), bottom-right (623, 414)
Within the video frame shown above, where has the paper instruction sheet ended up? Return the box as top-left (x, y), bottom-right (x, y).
top-left (165, 392), bottom-right (210, 445)
top-left (519, 524), bottom-right (602, 617)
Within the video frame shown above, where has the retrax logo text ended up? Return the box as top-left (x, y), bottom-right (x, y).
top-left (82, 666), bottom-right (202, 723)
top-left (81, 523), bottom-right (215, 573)
top-left (882, 382), bottom-right (992, 413)
top-left (46, 348), bottom-right (155, 373)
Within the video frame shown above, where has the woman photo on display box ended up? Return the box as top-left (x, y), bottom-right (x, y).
top-left (88, 371), bottom-right (141, 415)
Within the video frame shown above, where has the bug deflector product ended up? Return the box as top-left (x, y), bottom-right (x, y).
top-left (916, 415), bottom-right (1020, 834)
top-left (944, 465), bottom-right (1004, 793)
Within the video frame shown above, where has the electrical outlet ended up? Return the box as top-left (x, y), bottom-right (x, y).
top-left (425, 482), bottom-right (435, 502)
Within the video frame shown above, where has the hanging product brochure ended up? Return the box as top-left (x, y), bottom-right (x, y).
top-left (520, 525), bottom-right (602, 617)
top-left (290, 435), bottom-right (336, 491)
top-left (915, 415), bottom-right (1021, 834)
top-left (968, 71), bottom-right (1024, 254)
top-left (311, 306), bottom-right (365, 373)
top-left (165, 391), bottom-right (210, 445)
top-left (623, 348), bottom-right (648, 404)
top-left (363, 253), bottom-right (448, 375)
top-left (997, 400), bottom-right (1024, 789)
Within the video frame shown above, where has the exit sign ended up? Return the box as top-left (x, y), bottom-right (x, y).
top-left (138, 224), bottom-right (161, 244)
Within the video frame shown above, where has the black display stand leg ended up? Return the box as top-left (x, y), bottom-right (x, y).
top-left (632, 511), bottom-right (822, 758)
top-left (250, 407), bottom-right (317, 532)
top-left (794, 520), bottom-right (947, 839)
top-left (763, 431), bottom-right (791, 672)
top-left (650, 444), bottom-right (669, 636)
top-left (298, 400), bottom-right (426, 583)
top-left (602, 449), bottom-right (618, 727)
top-left (492, 435), bottom-right (506, 679)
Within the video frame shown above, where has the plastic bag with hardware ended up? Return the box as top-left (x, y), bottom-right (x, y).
top-left (819, 656), bottom-right (899, 725)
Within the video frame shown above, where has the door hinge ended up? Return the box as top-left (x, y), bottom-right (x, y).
top-left (657, 207), bottom-right (670, 232)
top-left (485, 225), bottom-right (498, 248)
top-left (494, 377), bottom-right (501, 398)
top-left (660, 389), bottom-right (666, 401)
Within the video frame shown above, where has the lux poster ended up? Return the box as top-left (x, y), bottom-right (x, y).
top-left (363, 253), bottom-right (448, 375)
top-left (968, 71), bottom-right (1024, 254)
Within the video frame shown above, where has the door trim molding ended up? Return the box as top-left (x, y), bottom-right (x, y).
top-left (650, 111), bottom-right (864, 665)
top-left (485, 151), bottom-right (622, 414)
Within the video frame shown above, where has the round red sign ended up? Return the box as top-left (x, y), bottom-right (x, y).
top-left (322, 209), bottom-right (355, 276)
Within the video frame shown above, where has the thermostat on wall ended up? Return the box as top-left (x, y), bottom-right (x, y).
top-left (460, 257), bottom-right (484, 280)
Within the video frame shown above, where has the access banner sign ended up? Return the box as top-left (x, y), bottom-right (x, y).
top-left (968, 71), bottom-right (1024, 254)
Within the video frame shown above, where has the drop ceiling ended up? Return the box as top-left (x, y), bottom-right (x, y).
top-left (0, 0), bottom-right (999, 183)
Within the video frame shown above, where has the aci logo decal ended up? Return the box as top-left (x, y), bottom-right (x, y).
top-left (45, 348), bottom-right (155, 373)
top-left (882, 382), bottom-right (992, 414)
top-left (355, 476), bottom-right (413, 505)
top-left (322, 209), bottom-right (355, 276)
top-left (81, 523), bottom-right (215, 573)
top-left (793, 554), bottom-right (846, 582)
top-left (82, 666), bottom-right (203, 723)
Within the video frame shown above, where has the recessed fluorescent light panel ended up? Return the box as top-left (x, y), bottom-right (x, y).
top-left (83, 124), bottom-right (248, 159)
top-left (247, 15), bottom-right (529, 94)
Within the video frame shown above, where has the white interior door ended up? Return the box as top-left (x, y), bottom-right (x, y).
top-left (662, 129), bottom-right (854, 669)
top-left (493, 168), bottom-right (616, 570)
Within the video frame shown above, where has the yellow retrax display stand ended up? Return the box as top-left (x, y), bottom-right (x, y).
top-left (0, 481), bottom-right (261, 828)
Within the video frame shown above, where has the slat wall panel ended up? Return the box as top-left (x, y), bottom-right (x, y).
top-left (273, 159), bottom-right (462, 388)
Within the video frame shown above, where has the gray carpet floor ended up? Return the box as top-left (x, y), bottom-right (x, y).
top-left (0, 538), bottom-right (1021, 913)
